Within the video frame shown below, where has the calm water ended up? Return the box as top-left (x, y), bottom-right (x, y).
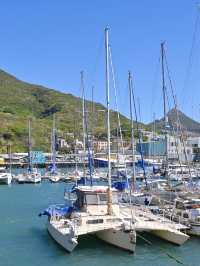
top-left (0, 181), bottom-right (200, 266)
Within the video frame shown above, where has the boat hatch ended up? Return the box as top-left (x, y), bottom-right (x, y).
top-left (86, 219), bottom-right (104, 224)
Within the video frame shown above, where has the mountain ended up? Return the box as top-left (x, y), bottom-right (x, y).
top-left (148, 108), bottom-right (200, 134)
top-left (0, 69), bottom-right (139, 152)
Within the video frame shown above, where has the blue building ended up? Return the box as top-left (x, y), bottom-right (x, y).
top-left (136, 140), bottom-right (166, 157)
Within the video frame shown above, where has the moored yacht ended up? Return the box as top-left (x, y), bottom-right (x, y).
top-left (26, 168), bottom-right (41, 183)
top-left (172, 198), bottom-right (200, 236)
top-left (49, 174), bottom-right (61, 183)
top-left (17, 168), bottom-right (41, 184)
top-left (41, 185), bottom-right (136, 253)
top-left (0, 167), bottom-right (12, 185)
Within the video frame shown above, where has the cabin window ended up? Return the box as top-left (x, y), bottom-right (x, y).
top-left (99, 194), bottom-right (107, 204)
top-left (87, 219), bottom-right (103, 224)
top-left (85, 194), bottom-right (98, 205)
top-left (75, 192), bottom-right (84, 209)
top-left (183, 213), bottom-right (189, 219)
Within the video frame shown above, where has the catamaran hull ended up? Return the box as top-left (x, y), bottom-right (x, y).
top-left (47, 221), bottom-right (78, 252)
top-left (96, 228), bottom-right (136, 253)
top-left (151, 229), bottom-right (189, 245)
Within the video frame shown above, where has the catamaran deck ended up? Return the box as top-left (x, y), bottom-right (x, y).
top-left (119, 204), bottom-right (188, 232)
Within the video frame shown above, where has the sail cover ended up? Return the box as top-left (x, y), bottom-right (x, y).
top-left (39, 204), bottom-right (74, 217)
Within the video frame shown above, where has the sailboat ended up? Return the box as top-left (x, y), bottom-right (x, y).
top-left (118, 49), bottom-right (189, 246)
top-left (67, 71), bottom-right (88, 183)
top-left (17, 119), bottom-right (41, 184)
top-left (39, 28), bottom-right (136, 253)
top-left (0, 168), bottom-right (12, 185)
top-left (0, 145), bottom-right (12, 185)
top-left (47, 115), bottom-right (62, 183)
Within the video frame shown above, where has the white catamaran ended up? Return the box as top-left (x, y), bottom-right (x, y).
top-left (40, 27), bottom-right (136, 253)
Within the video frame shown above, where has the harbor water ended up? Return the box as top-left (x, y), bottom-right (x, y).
top-left (0, 172), bottom-right (200, 266)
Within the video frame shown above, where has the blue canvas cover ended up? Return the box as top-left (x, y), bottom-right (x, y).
top-left (39, 204), bottom-right (74, 217)
top-left (112, 181), bottom-right (128, 191)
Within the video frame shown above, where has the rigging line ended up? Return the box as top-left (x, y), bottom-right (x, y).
top-left (81, 71), bottom-right (93, 185)
top-left (137, 97), bottom-right (142, 123)
top-left (130, 77), bottom-right (148, 189)
top-left (181, 7), bottom-right (200, 106)
top-left (150, 56), bottom-right (161, 119)
top-left (108, 45), bottom-right (128, 181)
top-left (165, 89), bottom-right (185, 178)
top-left (164, 48), bottom-right (190, 178)
top-left (80, 71), bottom-right (86, 178)
top-left (164, 49), bottom-right (192, 177)
top-left (90, 86), bottom-right (95, 164)
top-left (163, 49), bottom-right (178, 110)
top-left (165, 71), bottom-right (192, 183)
top-left (84, 96), bottom-right (94, 186)
top-left (137, 233), bottom-right (187, 265)
top-left (90, 32), bottom-right (104, 90)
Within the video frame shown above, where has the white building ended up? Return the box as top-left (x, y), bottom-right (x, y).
top-left (167, 135), bottom-right (193, 162)
top-left (187, 137), bottom-right (200, 161)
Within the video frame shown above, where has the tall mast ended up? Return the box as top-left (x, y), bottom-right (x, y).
top-left (52, 114), bottom-right (56, 174)
top-left (28, 118), bottom-right (32, 172)
top-left (161, 42), bottom-right (168, 179)
top-left (105, 27), bottom-right (112, 215)
top-left (9, 143), bottom-right (12, 175)
top-left (91, 86), bottom-right (95, 157)
top-left (128, 71), bottom-right (136, 185)
top-left (153, 112), bottom-right (156, 162)
top-left (81, 71), bottom-right (86, 177)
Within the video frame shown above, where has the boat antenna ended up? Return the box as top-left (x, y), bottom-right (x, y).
top-left (105, 27), bottom-right (113, 215)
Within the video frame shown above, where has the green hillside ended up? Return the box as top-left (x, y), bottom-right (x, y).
top-left (0, 69), bottom-right (136, 152)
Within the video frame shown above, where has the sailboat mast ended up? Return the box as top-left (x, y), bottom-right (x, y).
top-left (105, 27), bottom-right (112, 215)
top-left (81, 71), bottom-right (86, 177)
top-left (153, 112), bottom-right (156, 162)
top-left (91, 85), bottom-right (95, 152)
top-left (161, 42), bottom-right (168, 178)
top-left (52, 114), bottom-right (56, 174)
top-left (28, 118), bottom-right (32, 172)
top-left (128, 71), bottom-right (136, 184)
top-left (9, 143), bottom-right (12, 175)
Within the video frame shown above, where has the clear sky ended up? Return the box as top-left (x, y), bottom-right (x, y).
top-left (0, 0), bottom-right (200, 123)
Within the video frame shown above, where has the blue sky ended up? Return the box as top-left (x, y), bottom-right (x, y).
top-left (0, 0), bottom-right (199, 123)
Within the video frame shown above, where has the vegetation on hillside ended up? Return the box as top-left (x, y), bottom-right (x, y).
top-left (0, 69), bottom-right (145, 152)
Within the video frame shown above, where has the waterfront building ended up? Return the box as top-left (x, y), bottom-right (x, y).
top-left (187, 137), bottom-right (200, 161)
top-left (93, 140), bottom-right (110, 152)
top-left (136, 135), bottom-right (193, 162)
